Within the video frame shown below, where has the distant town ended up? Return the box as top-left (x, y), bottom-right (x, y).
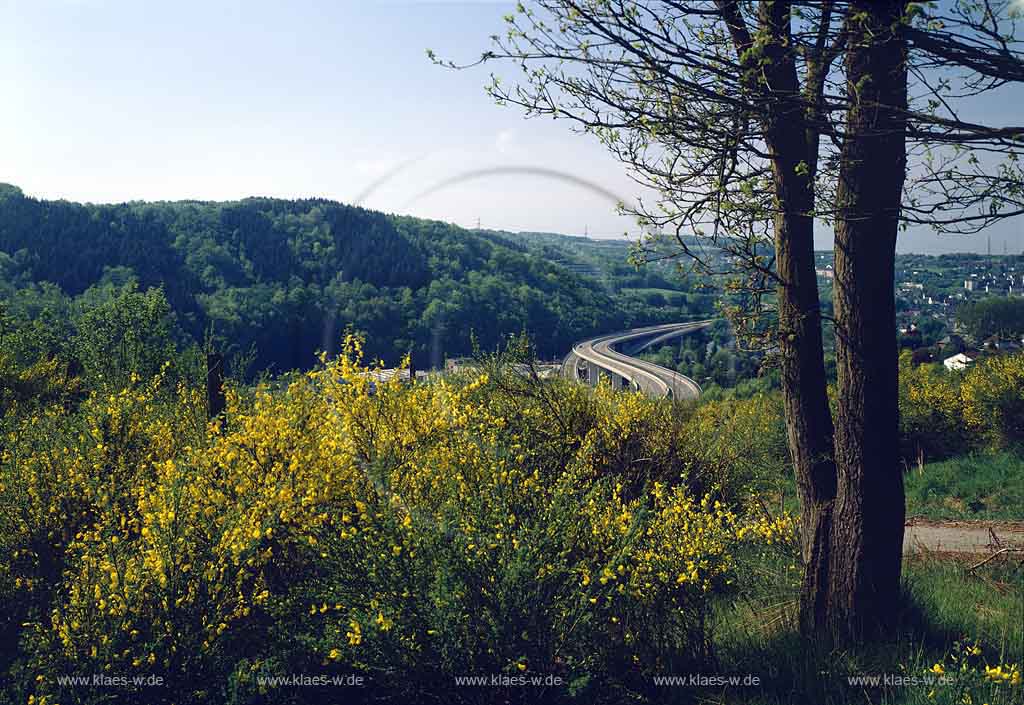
top-left (818, 250), bottom-right (1024, 371)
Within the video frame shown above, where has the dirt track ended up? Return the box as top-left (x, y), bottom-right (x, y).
top-left (903, 517), bottom-right (1024, 555)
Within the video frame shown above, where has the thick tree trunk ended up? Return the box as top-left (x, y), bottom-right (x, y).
top-left (773, 170), bottom-right (837, 637)
top-left (830, 0), bottom-right (909, 640)
top-left (752, 1), bottom-right (838, 636)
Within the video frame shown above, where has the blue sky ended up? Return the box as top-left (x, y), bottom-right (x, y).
top-left (1, 0), bottom-right (1020, 254)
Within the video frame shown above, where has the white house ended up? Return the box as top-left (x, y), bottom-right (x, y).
top-left (943, 352), bottom-right (976, 371)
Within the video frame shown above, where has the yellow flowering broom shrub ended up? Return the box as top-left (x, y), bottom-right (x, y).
top-left (899, 351), bottom-right (969, 462)
top-left (961, 353), bottom-right (1024, 449)
top-left (0, 368), bottom-right (207, 704)
top-left (900, 351), bottom-right (1024, 460)
top-left (2, 336), bottom-right (789, 705)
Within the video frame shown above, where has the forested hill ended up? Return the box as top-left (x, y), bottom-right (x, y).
top-left (0, 184), bottom-right (698, 373)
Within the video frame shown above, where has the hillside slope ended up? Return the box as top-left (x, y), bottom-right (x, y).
top-left (0, 184), bottom-right (697, 372)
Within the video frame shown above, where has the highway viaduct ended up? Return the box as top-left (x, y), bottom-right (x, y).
top-left (561, 320), bottom-right (713, 400)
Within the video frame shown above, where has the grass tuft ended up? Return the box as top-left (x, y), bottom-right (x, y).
top-left (705, 552), bottom-right (1023, 704)
top-left (905, 451), bottom-right (1024, 521)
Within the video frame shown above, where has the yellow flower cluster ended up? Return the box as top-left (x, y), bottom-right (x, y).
top-left (736, 511), bottom-right (798, 546)
top-left (925, 639), bottom-right (1021, 704)
top-left (577, 486), bottom-right (739, 599)
top-left (960, 354), bottom-right (1024, 447)
top-left (984, 663), bottom-right (1021, 685)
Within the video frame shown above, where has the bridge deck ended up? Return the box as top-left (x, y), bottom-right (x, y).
top-left (562, 321), bottom-right (711, 400)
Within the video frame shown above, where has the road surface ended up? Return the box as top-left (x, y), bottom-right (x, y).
top-left (562, 321), bottom-right (711, 400)
top-left (903, 518), bottom-right (1024, 555)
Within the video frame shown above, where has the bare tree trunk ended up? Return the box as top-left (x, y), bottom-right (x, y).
top-left (207, 351), bottom-right (226, 422)
top-left (752, 0), bottom-right (838, 636)
top-left (830, 0), bottom-right (909, 640)
top-left (773, 165), bottom-right (837, 637)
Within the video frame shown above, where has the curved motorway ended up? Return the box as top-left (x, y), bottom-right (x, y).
top-left (562, 320), bottom-right (712, 400)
